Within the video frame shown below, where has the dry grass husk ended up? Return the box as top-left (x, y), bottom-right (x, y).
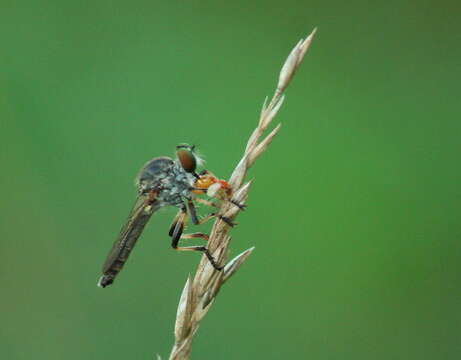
top-left (167, 28), bottom-right (317, 360)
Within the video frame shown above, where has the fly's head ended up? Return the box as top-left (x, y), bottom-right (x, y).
top-left (192, 170), bottom-right (232, 200)
top-left (175, 144), bottom-right (232, 202)
top-left (175, 144), bottom-right (205, 177)
top-left (135, 145), bottom-right (228, 206)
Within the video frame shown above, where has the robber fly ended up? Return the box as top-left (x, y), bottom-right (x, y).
top-left (97, 144), bottom-right (241, 288)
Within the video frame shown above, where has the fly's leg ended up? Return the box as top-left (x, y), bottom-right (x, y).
top-left (217, 214), bottom-right (236, 227)
top-left (171, 232), bottom-right (222, 271)
top-left (171, 245), bottom-right (223, 270)
top-left (198, 211), bottom-right (236, 227)
top-left (180, 232), bottom-right (209, 241)
top-left (168, 205), bottom-right (210, 240)
top-left (181, 199), bottom-right (209, 241)
top-left (186, 198), bottom-right (224, 226)
top-left (191, 198), bottom-right (236, 227)
top-left (169, 205), bottom-right (222, 271)
top-left (229, 199), bottom-right (246, 210)
top-left (186, 199), bottom-right (200, 225)
top-left (183, 200), bottom-right (215, 235)
top-left (168, 208), bottom-right (187, 240)
top-left (194, 193), bottom-right (246, 210)
top-left (186, 197), bottom-right (235, 227)
top-left (194, 197), bottom-right (219, 208)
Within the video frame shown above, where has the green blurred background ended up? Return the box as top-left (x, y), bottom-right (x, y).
top-left (1, 0), bottom-right (460, 359)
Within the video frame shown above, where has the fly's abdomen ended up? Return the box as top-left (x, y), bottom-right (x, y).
top-left (98, 197), bottom-right (158, 288)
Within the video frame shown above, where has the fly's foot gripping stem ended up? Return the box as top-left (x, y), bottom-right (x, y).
top-left (172, 244), bottom-right (223, 271)
top-left (198, 212), bottom-right (237, 227)
top-left (229, 199), bottom-right (246, 210)
top-left (202, 247), bottom-right (224, 271)
top-left (180, 232), bottom-right (210, 241)
top-left (218, 214), bottom-right (236, 227)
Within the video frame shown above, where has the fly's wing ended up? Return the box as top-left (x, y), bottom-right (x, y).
top-left (98, 194), bottom-right (161, 288)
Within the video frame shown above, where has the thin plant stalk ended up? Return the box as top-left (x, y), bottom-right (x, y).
top-left (167, 28), bottom-right (317, 360)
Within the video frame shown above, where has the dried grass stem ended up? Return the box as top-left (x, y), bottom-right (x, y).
top-left (167, 28), bottom-right (316, 360)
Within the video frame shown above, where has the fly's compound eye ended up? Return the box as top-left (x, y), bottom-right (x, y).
top-left (176, 147), bottom-right (197, 173)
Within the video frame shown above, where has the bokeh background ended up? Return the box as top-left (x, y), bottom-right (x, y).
top-left (1, 1), bottom-right (460, 359)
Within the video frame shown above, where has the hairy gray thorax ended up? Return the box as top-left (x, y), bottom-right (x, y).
top-left (156, 162), bottom-right (196, 207)
top-left (136, 157), bottom-right (196, 209)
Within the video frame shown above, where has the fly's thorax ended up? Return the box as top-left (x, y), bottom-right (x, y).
top-left (136, 157), bottom-right (174, 193)
top-left (135, 155), bottom-right (196, 207)
top-left (171, 161), bottom-right (197, 189)
top-left (154, 162), bottom-right (196, 207)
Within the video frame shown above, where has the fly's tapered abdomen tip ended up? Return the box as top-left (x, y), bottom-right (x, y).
top-left (97, 275), bottom-right (114, 288)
